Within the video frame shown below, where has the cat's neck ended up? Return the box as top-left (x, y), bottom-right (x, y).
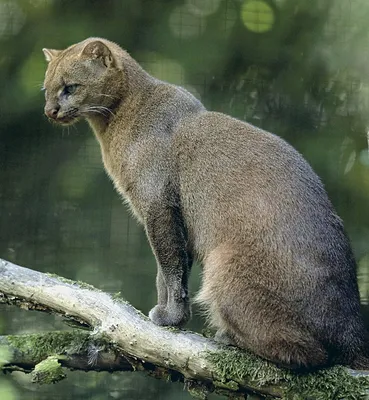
top-left (87, 54), bottom-right (155, 139)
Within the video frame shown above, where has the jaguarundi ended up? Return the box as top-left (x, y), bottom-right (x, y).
top-left (42, 37), bottom-right (369, 370)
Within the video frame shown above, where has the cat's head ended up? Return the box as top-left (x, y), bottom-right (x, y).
top-left (42, 38), bottom-right (124, 125)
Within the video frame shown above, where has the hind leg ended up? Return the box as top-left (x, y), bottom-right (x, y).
top-left (221, 292), bottom-right (328, 370)
top-left (198, 284), bottom-right (328, 369)
top-left (197, 245), bottom-right (329, 369)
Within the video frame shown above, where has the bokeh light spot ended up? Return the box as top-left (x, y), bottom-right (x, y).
top-left (141, 53), bottom-right (185, 85)
top-left (186, 0), bottom-right (221, 17)
top-left (241, 0), bottom-right (275, 33)
top-left (0, 1), bottom-right (25, 38)
top-left (169, 5), bottom-right (206, 39)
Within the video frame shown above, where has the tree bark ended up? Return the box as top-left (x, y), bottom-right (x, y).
top-left (1, 258), bottom-right (368, 399)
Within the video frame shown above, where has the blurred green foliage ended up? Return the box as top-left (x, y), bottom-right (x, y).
top-left (0, 0), bottom-right (369, 398)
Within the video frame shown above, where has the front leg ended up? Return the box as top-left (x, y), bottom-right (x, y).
top-left (155, 269), bottom-right (167, 306)
top-left (155, 252), bottom-right (193, 307)
top-left (145, 201), bottom-right (191, 327)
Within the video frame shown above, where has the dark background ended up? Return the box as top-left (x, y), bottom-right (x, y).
top-left (1, 0), bottom-right (369, 399)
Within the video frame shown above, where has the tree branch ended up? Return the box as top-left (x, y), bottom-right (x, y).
top-left (1, 258), bottom-right (369, 399)
top-left (0, 331), bottom-right (133, 374)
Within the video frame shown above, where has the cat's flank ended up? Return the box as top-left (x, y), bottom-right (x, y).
top-left (43, 37), bottom-right (369, 370)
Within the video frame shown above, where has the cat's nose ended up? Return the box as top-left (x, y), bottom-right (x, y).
top-left (45, 106), bottom-right (60, 120)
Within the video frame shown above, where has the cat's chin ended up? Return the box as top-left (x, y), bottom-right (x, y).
top-left (54, 116), bottom-right (80, 126)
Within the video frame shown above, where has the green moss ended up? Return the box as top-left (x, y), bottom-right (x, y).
top-left (207, 348), bottom-right (289, 386)
top-left (31, 356), bottom-right (66, 384)
top-left (206, 348), bottom-right (369, 399)
top-left (288, 367), bottom-right (369, 400)
top-left (187, 384), bottom-right (208, 399)
top-left (7, 330), bottom-right (103, 362)
top-left (213, 379), bottom-right (239, 391)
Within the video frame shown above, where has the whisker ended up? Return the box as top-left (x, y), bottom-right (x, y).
top-left (97, 93), bottom-right (118, 99)
top-left (84, 105), bottom-right (115, 118)
top-left (34, 81), bottom-right (45, 90)
top-left (85, 108), bottom-right (106, 117)
top-left (71, 124), bottom-right (79, 134)
top-left (93, 106), bottom-right (115, 115)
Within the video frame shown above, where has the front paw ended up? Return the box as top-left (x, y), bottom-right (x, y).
top-left (149, 302), bottom-right (191, 327)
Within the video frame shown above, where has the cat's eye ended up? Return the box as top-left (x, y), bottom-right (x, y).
top-left (63, 84), bottom-right (79, 96)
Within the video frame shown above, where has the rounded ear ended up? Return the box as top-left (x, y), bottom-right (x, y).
top-left (80, 40), bottom-right (115, 68)
top-left (42, 48), bottom-right (61, 62)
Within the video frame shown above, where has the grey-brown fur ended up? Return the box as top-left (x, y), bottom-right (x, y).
top-left (42, 38), bottom-right (369, 370)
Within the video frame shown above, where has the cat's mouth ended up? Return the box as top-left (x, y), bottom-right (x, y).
top-left (55, 115), bottom-right (80, 125)
top-left (47, 111), bottom-right (80, 125)
top-left (47, 107), bottom-right (80, 125)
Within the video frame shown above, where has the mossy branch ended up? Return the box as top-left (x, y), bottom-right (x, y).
top-left (0, 330), bottom-right (132, 374)
top-left (1, 258), bottom-right (369, 399)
